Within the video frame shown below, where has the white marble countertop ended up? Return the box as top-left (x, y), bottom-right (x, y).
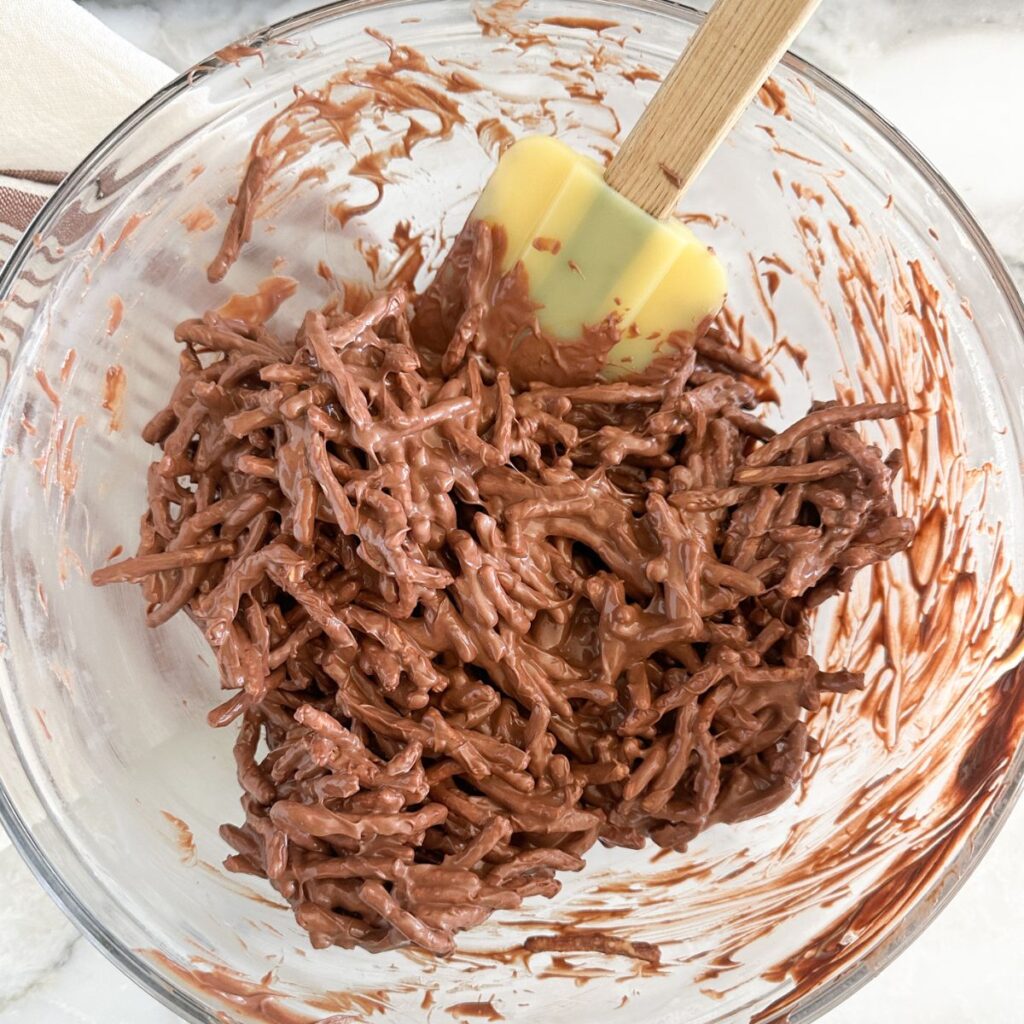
top-left (3, 1), bottom-right (1024, 1022)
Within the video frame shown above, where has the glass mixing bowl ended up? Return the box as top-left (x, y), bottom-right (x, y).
top-left (2, 2), bottom-right (1024, 1022)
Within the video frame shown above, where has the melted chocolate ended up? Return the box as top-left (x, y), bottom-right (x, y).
top-left (93, 224), bottom-right (912, 957)
top-left (525, 930), bottom-right (661, 965)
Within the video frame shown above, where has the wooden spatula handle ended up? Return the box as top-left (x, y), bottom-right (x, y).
top-left (605, 0), bottom-right (821, 219)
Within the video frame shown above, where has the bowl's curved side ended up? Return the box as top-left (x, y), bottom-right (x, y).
top-left (0, 30), bottom-right (230, 1024)
top-left (740, 40), bottom-right (1024, 1024)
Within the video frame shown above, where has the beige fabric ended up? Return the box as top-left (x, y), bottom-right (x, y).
top-left (0, 0), bottom-right (171, 269)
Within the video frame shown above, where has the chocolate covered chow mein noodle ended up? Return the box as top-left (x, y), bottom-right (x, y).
top-left (93, 219), bottom-right (914, 957)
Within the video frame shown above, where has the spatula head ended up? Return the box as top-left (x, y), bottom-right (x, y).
top-left (470, 135), bottom-right (727, 379)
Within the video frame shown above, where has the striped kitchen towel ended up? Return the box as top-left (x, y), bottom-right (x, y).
top-left (0, 0), bottom-right (171, 269)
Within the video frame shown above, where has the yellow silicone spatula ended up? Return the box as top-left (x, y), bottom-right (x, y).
top-left (462, 0), bottom-right (821, 381)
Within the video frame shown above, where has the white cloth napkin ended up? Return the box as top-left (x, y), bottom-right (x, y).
top-left (0, 0), bottom-right (172, 268)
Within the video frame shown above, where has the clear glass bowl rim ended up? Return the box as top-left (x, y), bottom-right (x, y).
top-left (1, 1), bottom-right (1023, 1022)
